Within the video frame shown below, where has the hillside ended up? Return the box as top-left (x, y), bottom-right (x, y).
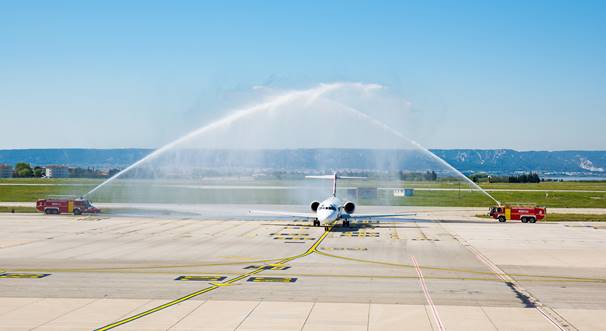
top-left (0, 148), bottom-right (605, 175)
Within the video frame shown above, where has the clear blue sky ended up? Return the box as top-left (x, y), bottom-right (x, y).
top-left (1, 1), bottom-right (605, 150)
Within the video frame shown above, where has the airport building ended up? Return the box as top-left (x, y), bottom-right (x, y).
top-left (0, 164), bottom-right (13, 178)
top-left (45, 165), bottom-right (70, 178)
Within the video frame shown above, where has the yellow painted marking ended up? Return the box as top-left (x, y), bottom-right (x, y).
top-left (273, 236), bottom-right (315, 240)
top-left (245, 265), bottom-right (290, 270)
top-left (210, 282), bottom-right (235, 287)
top-left (340, 231), bottom-right (379, 238)
top-left (319, 247), bottom-right (368, 251)
top-left (175, 275), bottom-right (226, 281)
top-left (29, 258), bottom-right (287, 273)
top-left (95, 226), bottom-right (333, 331)
top-left (0, 273), bottom-right (50, 279)
top-left (248, 276), bottom-right (297, 283)
top-left (270, 232), bottom-right (310, 236)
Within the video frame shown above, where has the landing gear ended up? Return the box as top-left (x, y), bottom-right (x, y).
top-left (342, 220), bottom-right (350, 228)
top-left (313, 219), bottom-right (320, 227)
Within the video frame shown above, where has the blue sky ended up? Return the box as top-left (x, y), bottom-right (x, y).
top-left (1, 1), bottom-right (605, 150)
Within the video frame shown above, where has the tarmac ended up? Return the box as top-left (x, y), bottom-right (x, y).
top-left (0, 208), bottom-right (605, 330)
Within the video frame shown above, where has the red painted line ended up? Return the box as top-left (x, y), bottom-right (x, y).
top-left (412, 256), bottom-right (445, 331)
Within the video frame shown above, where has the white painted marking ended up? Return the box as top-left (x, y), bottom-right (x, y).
top-left (412, 256), bottom-right (445, 331)
top-left (463, 239), bottom-right (572, 331)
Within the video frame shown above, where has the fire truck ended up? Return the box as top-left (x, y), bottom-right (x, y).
top-left (489, 204), bottom-right (546, 223)
top-left (36, 196), bottom-right (100, 215)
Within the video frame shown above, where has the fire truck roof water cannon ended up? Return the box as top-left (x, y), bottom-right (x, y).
top-left (489, 204), bottom-right (546, 223)
top-left (36, 195), bottom-right (100, 215)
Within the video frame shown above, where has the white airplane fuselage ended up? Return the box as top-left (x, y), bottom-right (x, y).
top-left (316, 196), bottom-right (345, 225)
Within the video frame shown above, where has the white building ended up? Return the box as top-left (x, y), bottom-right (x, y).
top-left (0, 164), bottom-right (13, 178)
top-left (45, 165), bottom-right (70, 178)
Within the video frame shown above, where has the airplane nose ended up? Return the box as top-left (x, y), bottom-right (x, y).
top-left (318, 210), bottom-right (335, 222)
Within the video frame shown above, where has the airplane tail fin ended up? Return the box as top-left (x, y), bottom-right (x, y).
top-left (305, 173), bottom-right (367, 197)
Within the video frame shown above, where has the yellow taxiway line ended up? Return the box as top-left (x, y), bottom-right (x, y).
top-left (94, 226), bottom-right (333, 331)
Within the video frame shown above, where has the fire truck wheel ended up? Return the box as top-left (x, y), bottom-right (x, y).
top-left (44, 209), bottom-right (51, 215)
top-left (73, 209), bottom-right (82, 215)
top-left (521, 217), bottom-right (528, 223)
top-left (498, 216), bottom-right (506, 223)
top-left (529, 217), bottom-right (537, 223)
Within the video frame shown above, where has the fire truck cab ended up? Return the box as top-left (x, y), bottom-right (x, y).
top-left (36, 196), bottom-right (100, 215)
top-left (489, 205), bottom-right (546, 223)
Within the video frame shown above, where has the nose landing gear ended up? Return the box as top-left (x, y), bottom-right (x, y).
top-left (342, 220), bottom-right (350, 228)
top-left (313, 219), bottom-right (320, 227)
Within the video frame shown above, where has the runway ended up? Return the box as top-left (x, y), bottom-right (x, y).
top-left (0, 212), bottom-right (605, 330)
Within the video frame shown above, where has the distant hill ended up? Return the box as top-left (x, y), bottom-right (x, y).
top-left (431, 149), bottom-right (606, 174)
top-left (0, 148), bottom-right (605, 175)
top-left (0, 149), bottom-right (152, 169)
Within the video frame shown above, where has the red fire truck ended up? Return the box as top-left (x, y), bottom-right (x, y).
top-left (489, 204), bottom-right (546, 223)
top-left (36, 196), bottom-right (100, 215)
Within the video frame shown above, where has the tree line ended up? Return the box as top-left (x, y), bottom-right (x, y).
top-left (469, 172), bottom-right (542, 183)
top-left (9, 162), bottom-right (121, 178)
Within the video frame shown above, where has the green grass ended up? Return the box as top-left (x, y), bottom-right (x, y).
top-left (0, 178), bottom-right (605, 208)
top-left (480, 181), bottom-right (606, 191)
top-left (544, 213), bottom-right (606, 222)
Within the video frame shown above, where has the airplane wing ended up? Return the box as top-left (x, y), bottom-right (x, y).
top-left (346, 213), bottom-right (416, 219)
top-left (249, 210), bottom-right (317, 218)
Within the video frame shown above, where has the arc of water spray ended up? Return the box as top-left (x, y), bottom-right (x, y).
top-left (85, 82), bottom-right (501, 207)
top-left (324, 99), bottom-right (502, 206)
top-left (84, 82), bottom-right (379, 197)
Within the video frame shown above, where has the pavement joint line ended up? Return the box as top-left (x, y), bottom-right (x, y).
top-left (300, 301), bottom-right (316, 331)
top-left (166, 299), bottom-right (207, 330)
top-left (412, 256), bottom-right (445, 331)
top-left (234, 300), bottom-right (263, 331)
top-left (94, 226), bottom-right (333, 331)
top-left (479, 305), bottom-right (500, 330)
top-left (34, 297), bottom-right (98, 329)
top-left (453, 234), bottom-right (577, 331)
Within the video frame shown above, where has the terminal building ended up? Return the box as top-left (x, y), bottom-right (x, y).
top-left (0, 164), bottom-right (13, 178)
top-left (45, 165), bottom-right (70, 178)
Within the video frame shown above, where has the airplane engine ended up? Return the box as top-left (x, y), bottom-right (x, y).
top-left (344, 201), bottom-right (356, 214)
top-left (310, 201), bottom-right (320, 212)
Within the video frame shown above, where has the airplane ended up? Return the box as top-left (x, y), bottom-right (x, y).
top-left (250, 173), bottom-right (415, 230)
